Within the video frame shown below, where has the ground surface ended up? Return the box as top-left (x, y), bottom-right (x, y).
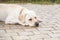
top-left (0, 4), bottom-right (60, 40)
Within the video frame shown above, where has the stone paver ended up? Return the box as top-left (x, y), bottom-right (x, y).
top-left (0, 4), bottom-right (60, 40)
top-left (0, 36), bottom-right (12, 40)
top-left (44, 38), bottom-right (60, 40)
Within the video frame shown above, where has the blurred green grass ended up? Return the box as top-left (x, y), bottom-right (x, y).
top-left (0, 0), bottom-right (60, 4)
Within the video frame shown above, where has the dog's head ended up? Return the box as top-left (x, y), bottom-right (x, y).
top-left (19, 9), bottom-right (41, 27)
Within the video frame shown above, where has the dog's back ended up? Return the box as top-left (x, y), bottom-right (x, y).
top-left (0, 4), bottom-right (23, 21)
top-left (0, 4), bottom-right (8, 21)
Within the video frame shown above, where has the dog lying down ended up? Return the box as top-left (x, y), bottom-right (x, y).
top-left (0, 4), bottom-right (41, 27)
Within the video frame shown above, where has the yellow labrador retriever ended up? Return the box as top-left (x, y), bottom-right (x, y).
top-left (0, 4), bottom-right (41, 26)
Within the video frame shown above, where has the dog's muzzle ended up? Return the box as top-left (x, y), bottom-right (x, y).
top-left (35, 22), bottom-right (39, 26)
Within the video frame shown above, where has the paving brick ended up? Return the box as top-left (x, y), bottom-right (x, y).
top-left (24, 28), bottom-right (52, 35)
top-left (37, 27), bottom-right (54, 31)
top-left (44, 38), bottom-right (60, 40)
top-left (12, 36), bottom-right (30, 40)
top-left (18, 31), bottom-right (34, 36)
top-left (31, 38), bottom-right (43, 40)
top-left (35, 30), bottom-right (52, 34)
top-left (53, 26), bottom-right (60, 30)
top-left (4, 25), bottom-right (18, 29)
top-left (6, 29), bottom-right (24, 33)
top-left (36, 39), bottom-right (43, 40)
top-left (0, 30), bottom-right (6, 33)
top-left (24, 28), bottom-right (38, 32)
top-left (0, 36), bottom-right (12, 40)
top-left (29, 34), bottom-right (50, 39)
top-left (51, 30), bottom-right (60, 33)
top-left (0, 25), bottom-right (10, 29)
top-left (0, 33), bottom-right (18, 36)
top-left (48, 33), bottom-right (60, 38)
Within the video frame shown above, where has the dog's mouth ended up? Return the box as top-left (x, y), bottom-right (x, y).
top-left (24, 24), bottom-right (39, 27)
top-left (24, 21), bottom-right (42, 27)
top-left (24, 25), bottom-right (38, 27)
top-left (25, 25), bottom-right (29, 27)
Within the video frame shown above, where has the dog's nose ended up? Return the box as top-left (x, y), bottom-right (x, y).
top-left (35, 22), bottom-right (39, 26)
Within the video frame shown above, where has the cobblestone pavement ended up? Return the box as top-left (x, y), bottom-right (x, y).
top-left (0, 4), bottom-right (60, 40)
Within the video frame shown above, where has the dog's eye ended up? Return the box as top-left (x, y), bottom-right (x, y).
top-left (35, 17), bottom-right (37, 19)
top-left (29, 18), bottom-right (32, 21)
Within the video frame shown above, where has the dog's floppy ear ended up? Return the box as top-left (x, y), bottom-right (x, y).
top-left (19, 8), bottom-right (26, 22)
top-left (19, 13), bottom-right (25, 21)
